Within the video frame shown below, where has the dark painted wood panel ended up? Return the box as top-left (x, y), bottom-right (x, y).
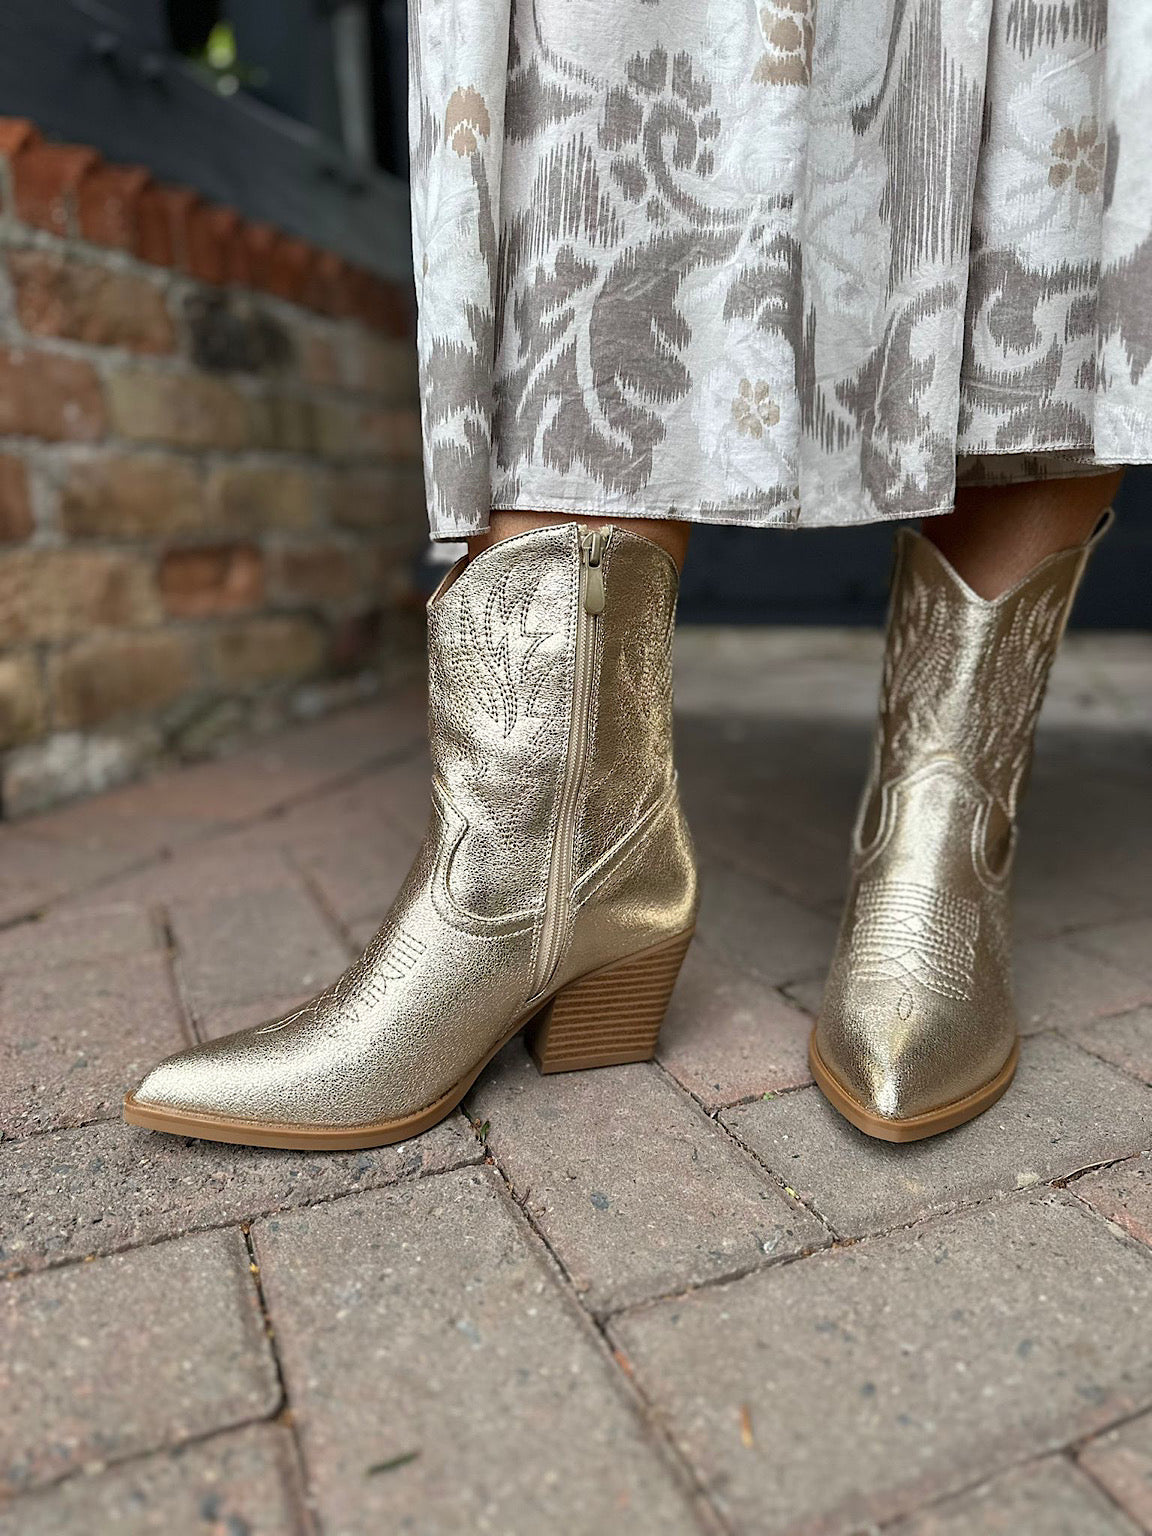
top-left (0, 0), bottom-right (411, 279)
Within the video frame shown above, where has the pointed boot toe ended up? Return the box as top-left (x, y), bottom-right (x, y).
top-left (810, 984), bottom-right (1020, 1142)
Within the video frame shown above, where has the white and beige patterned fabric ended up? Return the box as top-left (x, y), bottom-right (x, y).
top-left (408, 0), bottom-right (1152, 539)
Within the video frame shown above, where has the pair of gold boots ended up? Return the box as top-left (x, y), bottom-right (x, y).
top-left (124, 516), bottom-right (1104, 1149)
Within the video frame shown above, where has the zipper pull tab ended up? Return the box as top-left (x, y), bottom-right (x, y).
top-left (580, 528), bottom-right (606, 615)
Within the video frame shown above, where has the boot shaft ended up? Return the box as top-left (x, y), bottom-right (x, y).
top-left (425, 524), bottom-right (682, 931)
top-left (859, 521), bottom-right (1106, 862)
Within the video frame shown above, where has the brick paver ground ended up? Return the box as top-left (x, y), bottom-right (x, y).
top-left (0, 631), bottom-right (1150, 1535)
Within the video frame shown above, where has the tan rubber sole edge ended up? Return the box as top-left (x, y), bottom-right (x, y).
top-left (808, 1031), bottom-right (1020, 1143)
top-left (123, 928), bottom-right (694, 1151)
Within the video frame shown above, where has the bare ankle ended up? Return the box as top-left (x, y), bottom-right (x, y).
top-left (469, 510), bottom-right (691, 570)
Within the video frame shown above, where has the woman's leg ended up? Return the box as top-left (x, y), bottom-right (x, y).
top-left (470, 510), bottom-right (692, 569)
top-left (923, 471), bottom-right (1123, 597)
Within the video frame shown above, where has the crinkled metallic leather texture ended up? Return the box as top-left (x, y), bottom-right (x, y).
top-left (814, 523), bottom-right (1102, 1123)
top-left (132, 524), bottom-right (698, 1129)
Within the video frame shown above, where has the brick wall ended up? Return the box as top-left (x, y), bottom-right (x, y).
top-left (0, 120), bottom-right (427, 817)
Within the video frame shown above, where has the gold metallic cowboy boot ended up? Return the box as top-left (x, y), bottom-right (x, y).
top-left (810, 516), bottom-right (1109, 1142)
top-left (125, 525), bottom-right (698, 1149)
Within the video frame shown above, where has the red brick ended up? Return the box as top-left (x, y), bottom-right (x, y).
top-left (0, 455), bottom-right (33, 542)
top-left (304, 251), bottom-right (353, 318)
top-left (11, 142), bottom-right (101, 235)
top-left (187, 204), bottom-right (242, 285)
top-left (240, 222), bottom-right (279, 291)
top-left (159, 543), bottom-right (264, 617)
top-left (272, 544), bottom-right (359, 604)
top-left (0, 118), bottom-right (38, 160)
top-left (136, 184), bottom-right (200, 269)
top-left (49, 630), bottom-right (196, 728)
top-left (75, 164), bottom-right (152, 251)
top-left (266, 236), bottom-right (315, 304)
top-left (0, 346), bottom-right (107, 442)
top-left (9, 251), bottom-right (175, 355)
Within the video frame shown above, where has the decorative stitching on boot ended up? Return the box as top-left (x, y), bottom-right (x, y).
top-left (848, 879), bottom-right (980, 1002)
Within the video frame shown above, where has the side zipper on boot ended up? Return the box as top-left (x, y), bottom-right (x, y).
top-left (531, 526), bottom-right (606, 997)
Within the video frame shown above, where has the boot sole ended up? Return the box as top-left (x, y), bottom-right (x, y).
top-left (123, 928), bottom-right (694, 1151)
top-left (808, 1031), bottom-right (1020, 1143)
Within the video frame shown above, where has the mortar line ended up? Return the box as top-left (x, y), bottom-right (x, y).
top-left (650, 1054), bottom-right (840, 1239)
top-left (476, 1141), bottom-right (734, 1536)
top-left (0, 1143), bottom-right (485, 1285)
top-left (241, 1223), bottom-right (319, 1536)
top-left (870, 1438), bottom-right (1151, 1532)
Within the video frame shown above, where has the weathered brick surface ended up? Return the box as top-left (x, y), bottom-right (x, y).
top-left (1073, 919), bottom-right (1152, 986)
top-left (469, 1047), bottom-right (824, 1313)
top-left (271, 543), bottom-right (361, 604)
top-left (159, 543), bottom-right (265, 617)
top-left (0, 652), bottom-right (44, 748)
top-left (0, 824), bottom-right (151, 924)
top-left (275, 780), bottom-right (423, 929)
top-left (0, 1110), bottom-right (480, 1278)
top-left (9, 141), bottom-right (99, 235)
top-left (1076, 1154), bottom-right (1152, 1249)
top-left (135, 183), bottom-right (197, 268)
top-left (340, 331), bottom-right (420, 400)
top-left (168, 883), bottom-right (346, 1016)
top-left (0, 345), bottom-right (106, 441)
top-left (0, 1424), bottom-right (306, 1536)
top-left (887, 1459), bottom-right (1141, 1535)
top-left (1080, 1413), bottom-right (1152, 1532)
top-left (206, 462), bottom-right (317, 531)
top-left (328, 463), bottom-right (426, 529)
top-left (254, 1167), bottom-right (702, 1534)
top-left (207, 616), bottom-right (327, 687)
top-left (74, 163), bottom-right (152, 252)
top-left (0, 949), bottom-right (187, 1137)
top-left (657, 942), bottom-right (813, 1110)
top-left (0, 1228), bottom-right (280, 1494)
top-left (0, 901), bottom-right (156, 972)
top-left (0, 145), bottom-right (423, 813)
top-left (611, 1198), bottom-right (1152, 1534)
top-left (107, 368), bottom-right (253, 449)
top-left (48, 630), bottom-right (197, 727)
top-left (9, 250), bottom-right (175, 353)
top-left (1069, 1007), bottom-right (1152, 1084)
top-left (722, 1035), bottom-right (1151, 1238)
top-left (0, 454), bottom-right (33, 542)
top-left (1, 730), bottom-right (160, 822)
top-left (695, 859), bottom-right (837, 987)
top-left (59, 453), bottom-right (205, 539)
top-left (1016, 936), bottom-right (1152, 1035)
top-left (0, 549), bottom-right (161, 643)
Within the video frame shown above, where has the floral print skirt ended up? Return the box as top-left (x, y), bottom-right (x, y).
top-left (408, 0), bottom-right (1152, 539)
